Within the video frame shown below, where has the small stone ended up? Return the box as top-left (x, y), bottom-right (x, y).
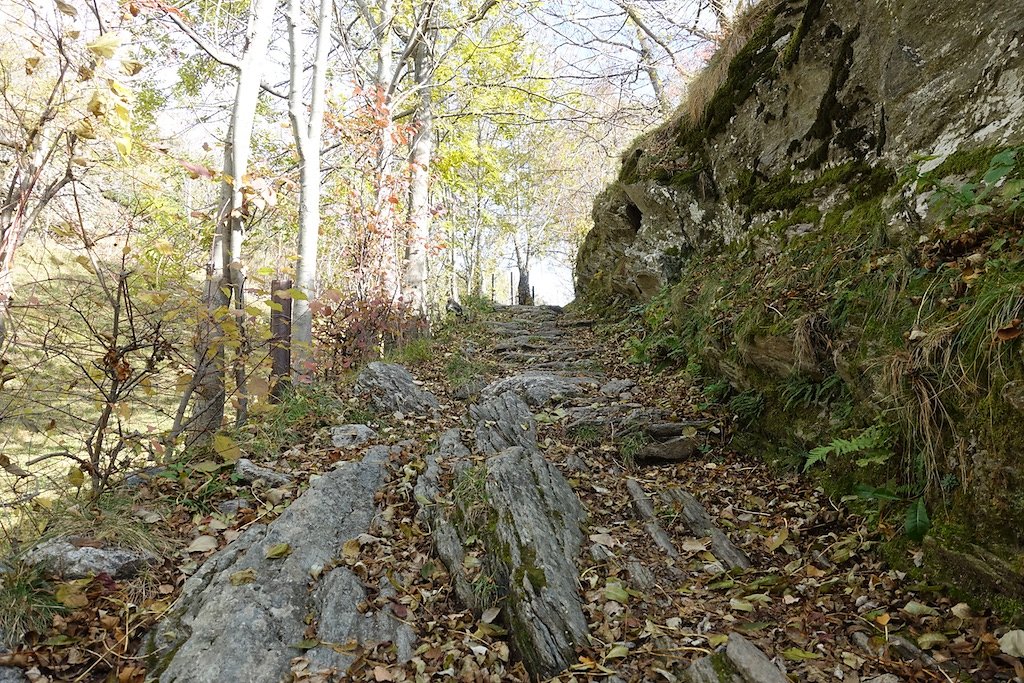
top-left (217, 498), bottom-right (252, 515)
top-left (725, 633), bottom-right (788, 682)
top-left (123, 466), bottom-right (166, 488)
top-left (453, 379), bottom-right (486, 400)
top-left (234, 458), bottom-right (293, 488)
top-left (599, 379), bottom-right (636, 397)
top-left (25, 537), bottom-right (157, 579)
top-left (637, 437), bottom-right (697, 464)
top-left (1002, 380), bottom-right (1024, 412)
top-left (331, 424), bottom-right (377, 448)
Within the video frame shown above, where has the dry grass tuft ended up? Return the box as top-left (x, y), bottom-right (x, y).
top-left (683, 0), bottom-right (784, 126)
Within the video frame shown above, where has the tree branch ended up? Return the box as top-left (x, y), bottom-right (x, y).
top-left (166, 12), bottom-right (289, 100)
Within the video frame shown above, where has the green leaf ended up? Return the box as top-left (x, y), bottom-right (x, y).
top-left (291, 639), bottom-right (320, 650)
top-left (782, 647), bottom-right (822, 661)
top-left (604, 580), bottom-right (629, 604)
top-left (266, 542), bottom-right (292, 559)
top-left (605, 643), bottom-right (629, 659)
top-left (905, 498), bottom-right (930, 542)
top-left (229, 568), bottom-right (257, 586)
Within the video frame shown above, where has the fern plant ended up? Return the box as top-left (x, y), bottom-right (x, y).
top-left (802, 425), bottom-right (889, 472)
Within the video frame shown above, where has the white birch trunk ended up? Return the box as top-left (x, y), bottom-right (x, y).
top-left (289, 0), bottom-right (333, 377)
top-left (402, 36), bottom-right (434, 319)
top-left (189, 0), bottom-right (276, 437)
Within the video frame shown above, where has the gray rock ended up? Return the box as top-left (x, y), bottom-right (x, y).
top-left (217, 498), bottom-right (253, 515)
top-left (565, 404), bottom-right (669, 432)
top-left (145, 452), bottom-right (412, 682)
top-left (661, 488), bottom-right (750, 570)
top-left (1002, 380), bottom-right (1024, 412)
top-left (330, 424), bottom-right (377, 448)
top-left (637, 436), bottom-right (697, 464)
top-left (0, 668), bottom-right (26, 683)
top-left (600, 379), bottom-right (636, 397)
top-left (626, 559), bottom-right (656, 590)
top-left (725, 633), bottom-right (788, 682)
top-left (24, 537), bottom-right (157, 579)
top-left (453, 378), bottom-right (487, 400)
top-left (233, 458), bottom-right (293, 488)
top-left (469, 392), bottom-right (537, 454)
top-left (863, 676), bottom-right (902, 683)
top-left (484, 447), bottom-right (589, 678)
top-left (354, 362), bottom-right (439, 415)
top-left (123, 466), bottom-right (166, 488)
top-left (482, 371), bottom-right (598, 406)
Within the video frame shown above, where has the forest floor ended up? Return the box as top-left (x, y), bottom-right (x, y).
top-left (3, 303), bottom-right (1023, 682)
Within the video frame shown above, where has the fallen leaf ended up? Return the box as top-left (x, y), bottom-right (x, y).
top-left (1000, 629), bottom-right (1024, 657)
top-left (917, 632), bottom-right (948, 650)
top-left (605, 643), bottom-right (629, 659)
top-left (55, 583), bottom-right (89, 608)
top-left (184, 535), bottom-right (218, 553)
top-left (903, 600), bottom-right (938, 617)
top-left (782, 647), bottom-right (822, 661)
top-left (266, 542), bottom-right (292, 559)
top-left (229, 568), bottom-right (257, 586)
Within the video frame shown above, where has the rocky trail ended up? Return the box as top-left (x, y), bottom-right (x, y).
top-left (7, 305), bottom-right (1022, 682)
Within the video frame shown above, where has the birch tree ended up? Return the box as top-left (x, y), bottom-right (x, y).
top-left (287, 0), bottom-right (333, 377)
top-left (179, 0), bottom-right (278, 438)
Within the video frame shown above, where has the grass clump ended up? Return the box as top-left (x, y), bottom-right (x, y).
top-left (0, 562), bottom-right (63, 646)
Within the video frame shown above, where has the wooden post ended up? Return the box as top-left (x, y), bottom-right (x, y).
top-left (531, 286), bottom-right (535, 305)
top-left (491, 273), bottom-right (495, 303)
top-left (270, 278), bottom-right (292, 402)
top-left (509, 272), bottom-right (513, 304)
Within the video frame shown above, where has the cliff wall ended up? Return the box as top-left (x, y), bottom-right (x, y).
top-left (576, 0), bottom-right (1024, 618)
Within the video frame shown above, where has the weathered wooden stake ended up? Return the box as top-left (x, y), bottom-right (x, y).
top-left (491, 273), bottom-right (495, 302)
top-left (531, 286), bottom-right (535, 305)
top-left (270, 278), bottom-right (292, 402)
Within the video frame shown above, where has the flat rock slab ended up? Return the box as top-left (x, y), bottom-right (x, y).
top-left (682, 634), bottom-right (787, 682)
top-left (145, 448), bottom-right (412, 682)
top-left (469, 391), bottom-right (536, 454)
top-left (25, 538), bottom-right (157, 580)
top-left (637, 437), bottom-right (697, 464)
top-left (485, 447), bottom-right (589, 678)
top-left (331, 424), bottom-right (377, 448)
top-left (482, 371), bottom-right (599, 406)
top-left (354, 362), bottom-right (439, 414)
top-left (662, 488), bottom-right (750, 570)
top-left (565, 404), bottom-right (669, 432)
top-left (234, 458), bottom-right (293, 488)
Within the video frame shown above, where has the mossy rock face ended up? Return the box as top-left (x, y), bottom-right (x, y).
top-left (577, 0), bottom-right (1024, 615)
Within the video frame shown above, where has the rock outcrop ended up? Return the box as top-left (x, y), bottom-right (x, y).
top-left (354, 362), bottom-right (439, 414)
top-left (419, 396), bottom-right (591, 678)
top-left (575, 0), bottom-right (1024, 614)
top-left (144, 444), bottom-right (415, 682)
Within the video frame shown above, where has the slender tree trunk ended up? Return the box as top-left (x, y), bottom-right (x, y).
top-left (289, 0), bottom-right (333, 378)
top-left (189, 0), bottom-right (275, 439)
top-left (513, 241), bottom-right (533, 305)
top-left (403, 33), bottom-right (434, 318)
top-left (635, 27), bottom-right (670, 114)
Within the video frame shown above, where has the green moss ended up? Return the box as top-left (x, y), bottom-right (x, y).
top-left (779, 0), bottom-right (825, 69)
top-left (710, 651), bottom-right (739, 680)
top-left (928, 145), bottom-right (1001, 180)
top-left (701, 9), bottom-right (788, 137)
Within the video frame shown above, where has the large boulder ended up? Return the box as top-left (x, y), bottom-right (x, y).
top-left (482, 371), bottom-right (599, 406)
top-left (468, 391), bottom-right (536, 454)
top-left (25, 538), bottom-right (157, 580)
top-left (144, 446), bottom-right (412, 682)
top-left (354, 362), bottom-right (439, 414)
